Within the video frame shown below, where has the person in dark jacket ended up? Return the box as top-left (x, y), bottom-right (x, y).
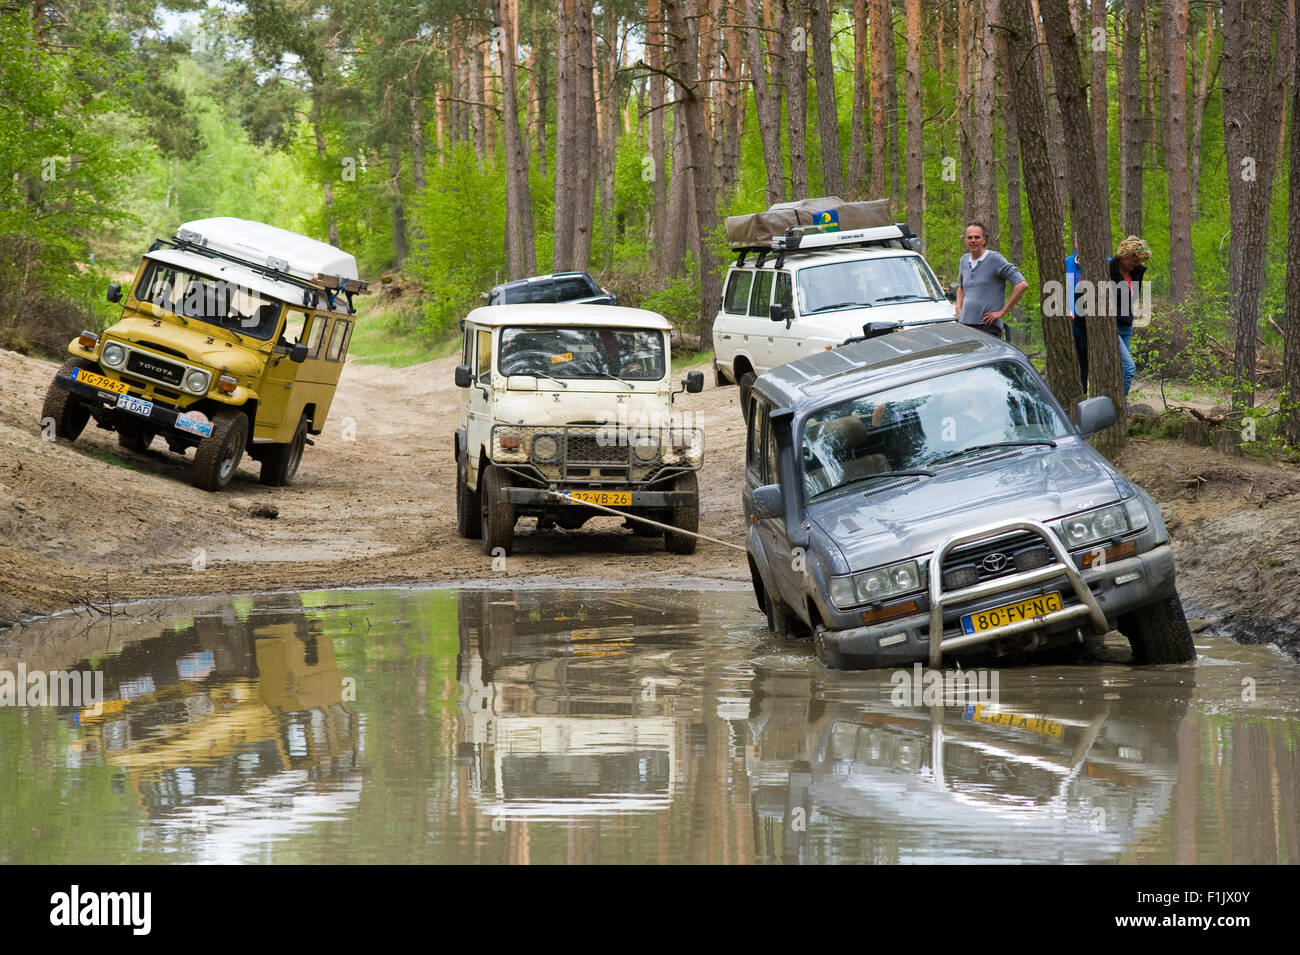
top-left (1073, 235), bottom-right (1150, 397)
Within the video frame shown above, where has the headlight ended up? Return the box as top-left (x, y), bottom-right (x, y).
top-left (1058, 503), bottom-right (1130, 549)
top-left (830, 558), bottom-right (923, 609)
top-left (184, 369), bottom-right (210, 394)
top-left (101, 343), bottom-right (126, 368)
top-left (633, 440), bottom-right (659, 462)
top-left (532, 434), bottom-right (560, 462)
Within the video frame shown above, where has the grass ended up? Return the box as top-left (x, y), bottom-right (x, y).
top-left (85, 449), bottom-right (143, 472)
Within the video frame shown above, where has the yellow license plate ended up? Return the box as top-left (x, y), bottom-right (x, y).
top-left (566, 490), bottom-right (632, 507)
top-left (72, 368), bottom-right (128, 395)
top-left (961, 592), bottom-right (1062, 634)
top-left (967, 704), bottom-right (1065, 739)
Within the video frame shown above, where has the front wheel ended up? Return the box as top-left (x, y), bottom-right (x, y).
top-left (479, 463), bottom-right (516, 556)
top-left (663, 470), bottom-right (699, 555)
top-left (40, 359), bottom-right (93, 443)
top-left (1118, 591), bottom-right (1196, 664)
top-left (259, 414), bottom-right (308, 486)
top-left (738, 371), bottom-right (756, 423)
top-left (191, 408), bottom-right (249, 492)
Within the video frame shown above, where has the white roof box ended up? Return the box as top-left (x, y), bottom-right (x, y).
top-left (174, 218), bottom-right (361, 288)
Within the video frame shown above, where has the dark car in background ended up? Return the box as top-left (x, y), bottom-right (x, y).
top-left (486, 271), bottom-right (617, 307)
top-left (742, 323), bottom-right (1195, 670)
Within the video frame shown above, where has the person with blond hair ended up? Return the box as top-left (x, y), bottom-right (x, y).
top-left (1073, 235), bottom-right (1151, 398)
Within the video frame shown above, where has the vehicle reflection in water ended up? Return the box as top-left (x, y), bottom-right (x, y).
top-left (61, 602), bottom-right (360, 862)
top-left (455, 589), bottom-right (699, 819)
top-left (747, 668), bottom-right (1190, 863)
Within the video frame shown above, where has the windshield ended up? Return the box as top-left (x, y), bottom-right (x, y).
top-left (498, 326), bottom-right (665, 381)
top-left (801, 361), bottom-right (1070, 499)
top-left (797, 255), bottom-right (944, 314)
top-left (135, 260), bottom-right (283, 340)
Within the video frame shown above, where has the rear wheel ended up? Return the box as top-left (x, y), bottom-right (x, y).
top-left (259, 414), bottom-right (308, 486)
top-left (456, 451), bottom-right (481, 539)
top-left (191, 408), bottom-right (248, 492)
top-left (1118, 591), bottom-right (1196, 664)
top-left (663, 470), bottom-right (699, 554)
top-left (41, 359), bottom-right (93, 443)
top-left (479, 463), bottom-right (516, 556)
top-left (738, 371), bottom-right (756, 423)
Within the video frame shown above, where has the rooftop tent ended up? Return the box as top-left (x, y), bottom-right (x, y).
top-left (174, 218), bottom-right (360, 285)
top-left (725, 197), bottom-right (893, 247)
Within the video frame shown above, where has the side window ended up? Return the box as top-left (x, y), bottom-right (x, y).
top-left (476, 329), bottom-right (492, 380)
top-left (723, 271), bottom-right (753, 315)
top-left (746, 398), bottom-right (764, 480)
top-left (462, 326), bottom-right (472, 365)
top-left (326, 319), bottom-right (352, 362)
top-left (750, 271), bottom-right (774, 318)
top-left (763, 411), bottom-right (779, 485)
top-left (774, 272), bottom-right (793, 315)
top-left (554, 276), bottom-right (593, 300)
top-left (281, 309), bottom-right (309, 347)
top-left (305, 312), bottom-right (327, 358)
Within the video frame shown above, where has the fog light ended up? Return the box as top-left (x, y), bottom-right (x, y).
top-left (1017, 546), bottom-right (1050, 570)
top-left (533, 434), bottom-right (560, 462)
top-left (943, 566), bottom-right (978, 590)
top-left (498, 434), bottom-right (521, 451)
top-left (633, 441), bottom-right (659, 462)
top-left (217, 374), bottom-right (238, 393)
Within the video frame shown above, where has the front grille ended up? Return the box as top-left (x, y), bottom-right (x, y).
top-left (126, 351), bottom-right (184, 386)
top-left (565, 434), bottom-right (630, 465)
top-left (942, 531), bottom-right (1057, 591)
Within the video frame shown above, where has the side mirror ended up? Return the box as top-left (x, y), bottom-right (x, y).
top-left (1076, 396), bottom-right (1117, 436)
top-left (685, 370), bottom-right (704, 393)
top-left (289, 342), bottom-right (309, 363)
top-left (107, 282), bottom-right (122, 304)
top-left (769, 303), bottom-right (787, 325)
top-left (945, 285), bottom-right (957, 303)
top-left (454, 364), bottom-right (473, 388)
top-left (751, 484), bottom-right (784, 521)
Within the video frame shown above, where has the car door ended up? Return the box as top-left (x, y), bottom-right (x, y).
top-left (466, 325), bottom-right (495, 488)
top-left (747, 396), bottom-right (799, 612)
top-left (746, 269), bottom-right (777, 372)
top-left (766, 270), bottom-right (801, 369)
top-left (715, 269), bottom-right (754, 378)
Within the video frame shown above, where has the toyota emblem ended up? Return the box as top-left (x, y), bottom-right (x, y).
top-left (980, 552), bottom-right (1011, 573)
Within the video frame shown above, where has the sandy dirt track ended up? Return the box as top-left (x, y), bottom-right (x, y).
top-left (2, 347), bottom-right (1299, 646)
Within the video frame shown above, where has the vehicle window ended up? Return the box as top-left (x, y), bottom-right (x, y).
top-left (800, 361), bottom-right (1070, 500)
top-left (326, 319), bottom-right (352, 362)
top-left (762, 410), bottom-right (779, 484)
top-left (462, 326), bottom-right (472, 365)
top-left (796, 255), bottom-right (943, 314)
top-left (498, 326), bottom-right (666, 381)
top-left (476, 329), bottom-right (492, 380)
top-left (304, 312), bottom-right (327, 358)
top-left (724, 271), bottom-right (753, 315)
top-left (774, 271), bottom-right (793, 315)
top-left (135, 260), bottom-right (282, 340)
top-left (746, 397), bottom-right (764, 479)
top-left (750, 271), bottom-right (774, 318)
top-left (281, 309), bottom-right (309, 347)
top-left (553, 276), bottom-right (595, 301)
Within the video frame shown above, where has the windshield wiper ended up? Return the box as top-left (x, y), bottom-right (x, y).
top-left (594, 369), bottom-right (632, 387)
top-left (812, 468), bottom-right (936, 500)
top-left (931, 440), bottom-right (1057, 465)
top-left (527, 370), bottom-right (568, 388)
top-left (808, 301), bottom-right (873, 313)
top-left (872, 294), bottom-right (933, 304)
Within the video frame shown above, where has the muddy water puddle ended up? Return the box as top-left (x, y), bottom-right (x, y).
top-left (1, 586), bottom-right (1297, 864)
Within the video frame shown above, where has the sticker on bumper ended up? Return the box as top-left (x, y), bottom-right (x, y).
top-left (175, 410), bottom-right (213, 438)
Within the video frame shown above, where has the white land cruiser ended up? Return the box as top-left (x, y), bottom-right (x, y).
top-left (454, 304), bottom-right (705, 556)
top-left (712, 225), bottom-right (956, 414)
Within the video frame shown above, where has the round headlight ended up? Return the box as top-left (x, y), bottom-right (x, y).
top-left (633, 440), bottom-right (659, 462)
top-left (855, 572), bottom-right (888, 603)
top-left (533, 434), bottom-right (559, 462)
top-left (1094, 507), bottom-right (1126, 537)
top-left (1064, 519), bottom-right (1092, 548)
top-left (101, 343), bottom-right (126, 367)
top-left (185, 369), bottom-right (209, 394)
top-left (891, 564), bottom-right (920, 591)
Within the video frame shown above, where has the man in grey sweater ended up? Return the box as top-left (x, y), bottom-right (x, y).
top-left (954, 221), bottom-right (1028, 337)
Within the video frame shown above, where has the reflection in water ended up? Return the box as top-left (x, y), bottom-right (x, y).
top-left (0, 587), bottom-right (1297, 864)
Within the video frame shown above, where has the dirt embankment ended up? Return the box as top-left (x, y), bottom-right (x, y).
top-left (1, 347), bottom-right (1298, 648)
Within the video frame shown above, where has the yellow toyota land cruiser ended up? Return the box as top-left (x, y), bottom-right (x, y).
top-left (40, 218), bottom-right (367, 490)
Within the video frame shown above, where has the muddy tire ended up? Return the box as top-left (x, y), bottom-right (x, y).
top-left (41, 359), bottom-right (93, 443)
top-left (116, 420), bottom-right (153, 453)
top-left (479, 463), bottom-right (515, 556)
top-left (191, 408), bottom-right (249, 492)
top-left (260, 414), bottom-right (308, 486)
top-left (456, 451), bottom-right (481, 539)
top-left (738, 371), bottom-right (756, 423)
top-left (766, 589), bottom-right (803, 639)
top-left (664, 470), bottom-right (699, 555)
top-left (1118, 591), bottom-right (1197, 664)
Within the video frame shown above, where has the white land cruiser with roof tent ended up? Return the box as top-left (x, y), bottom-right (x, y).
top-left (712, 198), bottom-right (955, 416)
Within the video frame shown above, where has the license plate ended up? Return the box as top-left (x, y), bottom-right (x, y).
top-left (116, 393), bottom-right (154, 417)
top-left (565, 490), bottom-right (632, 507)
top-left (72, 368), bottom-right (128, 395)
top-left (961, 592), bottom-right (1062, 635)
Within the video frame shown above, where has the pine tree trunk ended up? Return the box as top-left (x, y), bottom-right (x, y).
top-left (311, 89), bottom-right (339, 248)
top-left (1164, 0), bottom-right (1192, 303)
top-left (1121, 0), bottom-right (1144, 235)
top-left (903, 0), bottom-right (924, 233)
top-left (973, 0), bottom-right (999, 247)
top-left (598, 6), bottom-right (619, 266)
top-left (663, 111), bottom-right (689, 275)
top-left (410, 88), bottom-right (427, 191)
top-left (810, 0), bottom-right (843, 196)
top-left (1090, 0), bottom-right (1112, 251)
top-left (870, 0), bottom-right (888, 196)
top-left (534, 30), bottom-right (550, 173)
top-left (882, 0), bottom-right (899, 201)
top-left (848, 0), bottom-right (870, 194)
top-left (1190, 9), bottom-right (1215, 220)
top-left (1285, 0), bottom-right (1300, 443)
top-left (956, 0), bottom-right (973, 221)
top-left (389, 143), bottom-right (407, 269)
top-left (648, 0), bottom-right (669, 274)
top-left (570, 0), bottom-right (597, 268)
top-left (783, 0), bottom-right (810, 199)
top-left (744, 1), bottom-right (786, 205)
top-left (998, 21), bottom-right (1023, 268)
top-left (552, 0), bottom-right (575, 269)
top-left (495, 0), bottom-right (537, 279)
top-left (1002, 0), bottom-right (1083, 410)
top-left (470, 18), bottom-right (485, 159)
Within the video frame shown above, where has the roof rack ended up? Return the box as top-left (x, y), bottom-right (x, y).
top-left (733, 223), bottom-right (922, 268)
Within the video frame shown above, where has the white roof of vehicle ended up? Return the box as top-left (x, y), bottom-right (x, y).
top-left (142, 248), bottom-right (352, 312)
top-left (735, 246), bottom-right (925, 271)
top-left (465, 303), bottom-right (672, 330)
top-left (175, 217), bottom-right (359, 284)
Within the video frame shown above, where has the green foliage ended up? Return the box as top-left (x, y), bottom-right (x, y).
top-left (640, 270), bottom-right (702, 337)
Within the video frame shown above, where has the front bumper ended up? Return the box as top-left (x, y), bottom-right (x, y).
top-left (816, 525), bottom-right (1177, 670)
top-left (54, 372), bottom-right (198, 439)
